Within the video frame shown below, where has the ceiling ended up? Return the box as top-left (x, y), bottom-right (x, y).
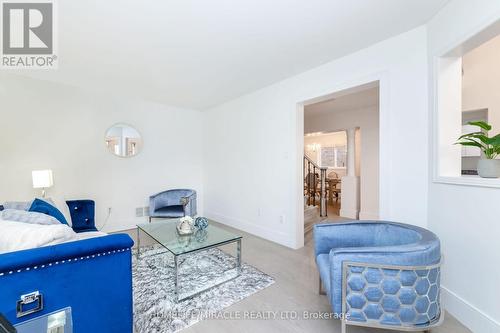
top-left (305, 86), bottom-right (379, 118)
top-left (17, 0), bottom-right (449, 109)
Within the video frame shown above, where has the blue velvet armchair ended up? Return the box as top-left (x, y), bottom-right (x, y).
top-left (149, 189), bottom-right (197, 221)
top-left (313, 221), bottom-right (442, 333)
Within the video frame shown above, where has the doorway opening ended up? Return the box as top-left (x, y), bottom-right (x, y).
top-left (302, 83), bottom-right (380, 235)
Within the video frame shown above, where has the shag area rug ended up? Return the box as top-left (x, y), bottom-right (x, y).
top-left (133, 246), bottom-right (274, 333)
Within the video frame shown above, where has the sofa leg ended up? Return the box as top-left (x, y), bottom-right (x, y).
top-left (318, 276), bottom-right (326, 295)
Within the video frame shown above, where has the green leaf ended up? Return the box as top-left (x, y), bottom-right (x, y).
top-left (484, 147), bottom-right (496, 159)
top-left (456, 141), bottom-right (484, 149)
top-left (461, 137), bottom-right (487, 147)
top-left (457, 131), bottom-right (484, 140)
top-left (468, 121), bottom-right (492, 131)
top-left (487, 134), bottom-right (500, 147)
top-left (466, 133), bottom-right (490, 145)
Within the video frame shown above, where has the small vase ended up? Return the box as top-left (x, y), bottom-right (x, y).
top-left (194, 217), bottom-right (209, 230)
top-left (477, 159), bottom-right (500, 178)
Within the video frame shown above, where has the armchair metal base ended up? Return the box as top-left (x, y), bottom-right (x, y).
top-left (341, 317), bottom-right (442, 333)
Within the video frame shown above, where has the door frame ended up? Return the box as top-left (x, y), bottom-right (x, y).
top-left (293, 74), bottom-right (389, 248)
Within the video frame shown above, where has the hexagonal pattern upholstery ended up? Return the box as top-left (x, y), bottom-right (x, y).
top-left (344, 264), bottom-right (441, 327)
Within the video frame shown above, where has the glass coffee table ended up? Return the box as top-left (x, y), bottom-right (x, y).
top-left (136, 219), bottom-right (242, 302)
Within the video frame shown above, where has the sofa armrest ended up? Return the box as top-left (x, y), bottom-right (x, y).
top-left (0, 234), bottom-right (134, 333)
top-left (0, 234), bottom-right (133, 274)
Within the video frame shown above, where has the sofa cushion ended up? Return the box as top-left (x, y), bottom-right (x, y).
top-left (0, 220), bottom-right (76, 254)
top-left (1, 209), bottom-right (61, 225)
top-left (154, 205), bottom-right (184, 218)
top-left (29, 198), bottom-right (68, 225)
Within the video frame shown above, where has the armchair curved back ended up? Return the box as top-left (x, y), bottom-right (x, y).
top-left (149, 189), bottom-right (197, 218)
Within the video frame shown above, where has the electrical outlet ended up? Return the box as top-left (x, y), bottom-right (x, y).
top-left (279, 215), bottom-right (285, 224)
top-left (135, 207), bottom-right (143, 217)
top-left (143, 206), bottom-right (149, 216)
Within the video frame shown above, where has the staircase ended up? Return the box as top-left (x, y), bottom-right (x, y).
top-left (304, 155), bottom-right (328, 218)
top-left (304, 204), bottom-right (320, 233)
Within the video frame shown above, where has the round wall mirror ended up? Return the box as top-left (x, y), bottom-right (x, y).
top-left (105, 124), bottom-right (143, 158)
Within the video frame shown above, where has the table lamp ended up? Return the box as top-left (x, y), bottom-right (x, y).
top-left (32, 170), bottom-right (54, 198)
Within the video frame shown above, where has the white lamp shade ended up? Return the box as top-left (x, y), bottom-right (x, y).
top-left (32, 170), bottom-right (54, 189)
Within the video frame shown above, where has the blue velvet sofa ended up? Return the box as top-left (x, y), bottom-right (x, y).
top-left (0, 234), bottom-right (134, 332)
top-left (313, 221), bottom-right (442, 333)
top-left (149, 189), bottom-right (197, 221)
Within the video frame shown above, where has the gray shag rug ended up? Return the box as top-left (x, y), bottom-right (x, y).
top-left (132, 246), bottom-right (274, 333)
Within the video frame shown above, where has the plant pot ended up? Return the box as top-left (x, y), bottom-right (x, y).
top-left (477, 159), bottom-right (500, 178)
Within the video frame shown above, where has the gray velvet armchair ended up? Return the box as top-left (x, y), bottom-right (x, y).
top-left (148, 189), bottom-right (197, 221)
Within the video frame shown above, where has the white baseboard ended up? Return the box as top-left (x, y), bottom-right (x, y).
top-left (358, 211), bottom-right (379, 220)
top-left (205, 211), bottom-right (295, 248)
top-left (442, 286), bottom-right (500, 333)
top-left (339, 208), bottom-right (358, 219)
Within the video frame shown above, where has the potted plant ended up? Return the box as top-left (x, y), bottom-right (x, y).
top-left (456, 121), bottom-right (500, 178)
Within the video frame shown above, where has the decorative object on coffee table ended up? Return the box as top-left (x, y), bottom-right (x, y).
top-left (194, 216), bottom-right (208, 230)
top-left (176, 216), bottom-right (195, 235)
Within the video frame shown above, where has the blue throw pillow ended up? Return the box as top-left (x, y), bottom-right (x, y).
top-left (29, 198), bottom-right (68, 225)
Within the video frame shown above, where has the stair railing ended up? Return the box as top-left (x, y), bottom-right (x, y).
top-left (304, 155), bottom-right (328, 217)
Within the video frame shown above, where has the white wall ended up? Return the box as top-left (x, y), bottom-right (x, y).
top-left (463, 34), bottom-right (500, 129)
top-left (427, 1), bottom-right (500, 331)
top-left (0, 73), bottom-right (204, 232)
top-left (305, 105), bottom-right (379, 219)
top-left (203, 26), bottom-right (429, 248)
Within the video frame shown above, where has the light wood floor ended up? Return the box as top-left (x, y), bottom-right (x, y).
top-left (122, 223), bottom-right (472, 333)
